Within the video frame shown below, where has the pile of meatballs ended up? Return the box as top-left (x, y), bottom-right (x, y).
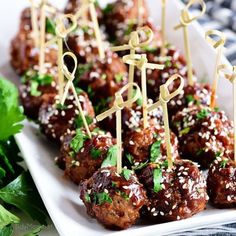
top-left (11, 0), bottom-right (236, 231)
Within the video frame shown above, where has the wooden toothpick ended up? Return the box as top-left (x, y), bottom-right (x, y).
top-left (96, 83), bottom-right (141, 174)
top-left (123, 54), bottom-right (164, 129)
top-left (138, 0), bottom-right (143, 27)
top-left (60, 52), bottom-right (92, 138)
top-left (174, 0), bottom-right (206, 86)
top-left (75, 0), bottom-right (105, 59)
top-left (205, 30), bottom-right (226, 108)
top-left (55, 14), bottom-right (77, 100)
top-left (29, 0), bottom-right (39, 48)
top-left (111, 26), bottom-right (154, 101)
top-left (148, 74), bottom-right (184, 168)
top-left (161, 0), bottom-right (166, 57)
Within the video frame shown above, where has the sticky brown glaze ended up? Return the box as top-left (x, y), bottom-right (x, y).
top-left (80, 166), bottom-right (148, 229)
top-left (207, 157), bottom-right (236, 208)
top-left (168, 83), bottom-right (212, 119)
top-left (171, 106), bottom-right (234, 169)
top-left (64, 0), bottom-right (103, 22)
top-left (77, 50), bottom-right (128, 110)
top-left (10, 32), bottom-right (58, 75)
top-left (135, 44), bottom-right (188, 101)
top-left (139, 160), bottom-right (208, 222)
top-left (38, 90), bottom-right (95, 144)
top-left (19, 68), bottom-right (58, 120)
top-left (65, 22), bottom-right (108, 65)
top-left (60, 128), bottom-right (116, 184)
top-left (103, 0), bottom-right (149, 42)
top-left (123, 122), bottom-right (179, 165)
top-left (100, 101), bottom-right (163, 136)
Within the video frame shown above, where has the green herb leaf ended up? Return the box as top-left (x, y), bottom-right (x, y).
top-left (124, 21), bottom-right (135, 36)
top-left (215, 151), bottom-right (222, 158)
top-left (196, 108), bottom-right (210, 120)
top-left (70, 129), bottom-right (89, 153)
top-left (162, 160), bottom-right (169, 168)
top-left (220, 159), bottom-right (228, 168)
top-left (84, 193), bottom-right (91, 203)
top-left (30, 81), bottom-right (41, 97)
top-left (153, 168), bottom-right (162, 193)
top-left (90, 148), bottom-right (102, 160)
top-left (103, 4), bottom-right (113, 14)
top-left (46, 18), bottom-right (56, 35)
top-left (101, 145), bottom-right (118, 168)
top-left (196, 149), bottom-right (204, 156)
top-left (0, 205), bottom-right (20, 229)
top-left (133, 161), bottom-right (148, 170)
top-left (94, 192), bottom-right (112, 205)
top-left (150, 141), bottom-right (161, 162)
top-left (126, 153), bottom-right (134, 165)
top-left (122, 169), bottom-right (132, 181)
top-left (0, 172), bottom-right (48, 225)
top-left (186, 95), bottom-right (194, 104)
top-left (75, 114), bottom-right (93, 128)
top-left (0, 224), bottom-right (13, 236)
top-left (76, 63), bottom-right (92, 82)
top-left (179, 127), bottom-right (190, 135)
top-left (142, 46), bottom-right (157, 53)
top-left (114, 73), bottom-right (123, 83)
top-left (214, 107), bottom-right (220, 112)
top-left (0, 77), bottom-right (25, 141)
top-left (23, 225), bottom-right (44, 236)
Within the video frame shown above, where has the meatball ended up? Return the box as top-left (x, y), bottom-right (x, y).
top-left (168, 83), bottom-right (212, 118)
top-left (10, 32), bottom-right (58, 75)
top-left (103, 0), bottom-right (149, 42)
top-left (65, 22), bottom-right (108, 65)
top-left (139, 159), bottom-right (208, 222)
top-left (100, 100), bottom-right (163, 136)
top-left (76, 50), bottom-right (128, 113)
top-left (64, 0), bottom-right (103, 22)
top-left (60, 127), bottom-right (116, 184)
top-left (207, 157), bottom-right (236, 208)
top-left (172, 106), bottom-right (234, 169)
top-left (80, 166), bottom-right (148, 229)
top-left (38, 89), bottom-right (95, 144)
top-left (124, 122), bottom-right (179, 166)
top-left (19, 67), bottom-right (58, 119)
top-left (135, 44), bottom-right (188, 101)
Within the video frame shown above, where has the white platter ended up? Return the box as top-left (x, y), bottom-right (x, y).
top-left (1, 0), bottom-right (236, 235)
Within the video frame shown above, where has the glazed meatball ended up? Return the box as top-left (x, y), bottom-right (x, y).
top-left (65, 22), bottom-right (108, 65)
top-left (103, 0), bottom-right (149, 42)
top-left (60, 128), bottom-right (116, 184)
top-left (38, 89), bottom-right (95, 144)
top-left (100, 100), bottom-right (163, 136)
top-left (207, 157), bottom-right (236, 208)
top-left (80, 166), bottom-right (148, 229)
top-left (77, 50), bottom-right (128, 112)
top-left (10, 32), bottom-right (58, 75)
top-left (172, 106), bottom-right (234, 169)
top-left (124, 122), bottom-right (179, 166)
top-left (168, 83), bottom-right (212, 118)
top-left (136, 44), bottom-right (188, 101)
top-left (139, 160), bottom-right (208, 222)
top-left (64, 0), bottom-right (103, 22)
top-left (19, 67), bottom-right (58, 119)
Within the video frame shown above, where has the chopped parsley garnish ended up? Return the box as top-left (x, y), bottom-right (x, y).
top-left (133, 161), bottom-right (148, 171)
top-left (220, 159), bottom-right (228, 168)
top-left (46, 18), bottom-right (56, 35)
top-left (196, 149), bottom-right (204, 156)
top-left (101, 74), bottom-right (107, 80)
top-left (165, 60), bottom-right (171, 67)
top-left (153, 168), bottom-right (162, 193)
top-left (142, 46), bottom-right (157, 53)
top-left (215, 151), bottom-right (222, 158)
top-left (124, 21), bottom-right (135, 36)
top-left (133, 89), bottom-right (143, 106)
top-left (186, 95), bottom-right (194, 104)
top-left (76, 63), bottom-right (92, 83)
top-left (70, 129), bottom-right (89, 153)
top-left (119, 191), bottom-right (129, 201)
top-left (75, 114), bottom-right (93, 128)
top-left (87, 85), bottom-right (95, 99)
top-left (82, 26), bottom-right (89, 33)
top-left (214, 107), bottom-right (220, 112)
top-left (150, 141), bottom-right (161, 162)
top-left (101, 145), bottom-right (118, 168)
top-left (111, 182), bottom-right (117, 188)
top-left (115, 73), bottom-right (123, 83)
top-left (196, 109), bottom-right (210, 120)
top-left (94, 97), bottom-right (112, 114)
top-left (103, 4), bottom-right (113, 14)
top-left (179, 127), bottom-right (190, 136)
top-left (122, 169), bottom-right (133, 181)
top-left (93, 192), bottom-right (112, 205)
top-left (126, 153), bottom-right (134, 165)
top-left (30, 81), bottom-right (41, 97)
top-left (90, 148), bottom-right (102, 159)
top-left (56, 103), bottom-right (68, 110)
top-left (162, 160), bottom-right (169, 168)
top-left (84, 193), bottom-right (91, 203)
